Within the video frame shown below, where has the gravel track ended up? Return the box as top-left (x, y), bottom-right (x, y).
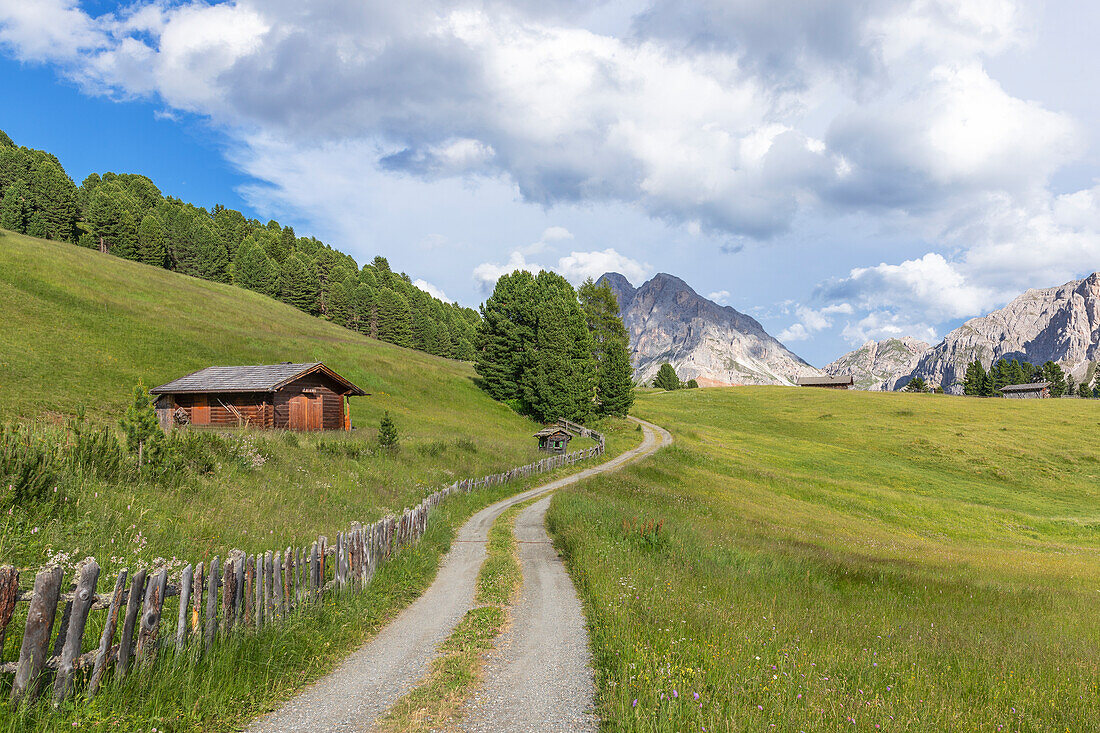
top-left (244, 418), bottom-right (668, 733)
top-left (459, 418), bottom-right (671, 732)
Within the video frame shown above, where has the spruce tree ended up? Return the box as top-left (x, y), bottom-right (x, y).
top-left (1041, 361), bottom-right (1067, 396)
top-left (119, 381), bottom-right (163, 467)
top-left (136, 214), bottom-right (167, 266)
top-left (598, 338), bottom-right (635, 416)
top-left (277, 253), bottom-right (318, 312)
top-left (519, 272), bottom-right (597, 422)
top-left (27, 156), bottom-right (77, 241)
top-left (113, 209), bottom-right (140, 260)
top-left (87, 186), bottom-right (124, 251)
top-left (234, 239), bottom-right (279, 296)
top-left (1080, 383), bottom-right (1093, 399)
top-left (475, 270), bottom-right (537, 402)
top-left (376, 288), bottom-right (413, 346)
top-left (378, 411), bottom-right (399, 452)
top-left (685, 378), bottom-right (699, 389)
top-left (0, 178), bottom-right (28, 232)
top-left (25, 211), bottom-right (46, 238)
top-left (654, 363), bottom-right (681, 391)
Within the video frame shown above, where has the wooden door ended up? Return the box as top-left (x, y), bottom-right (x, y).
top-left (289, 394), bottom-right (322, 431)
top-left (192, 395), bottom-right (210, 425)
top-left (288, 394), bottom-right (306, 430)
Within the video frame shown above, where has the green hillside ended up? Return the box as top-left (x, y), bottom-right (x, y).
top-left (0, 228), bottom-right (588, 569)
top-left (549, 387), bottom-right (1100, 731)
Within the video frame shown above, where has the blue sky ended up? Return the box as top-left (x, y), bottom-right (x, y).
top-left (2, 0), bottom-right (1099, 367)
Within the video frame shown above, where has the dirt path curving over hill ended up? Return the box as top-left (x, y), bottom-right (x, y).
top-left (245, 418), bottom-right (669, 733)
top-left (459, 417), bottom-right (671, 732)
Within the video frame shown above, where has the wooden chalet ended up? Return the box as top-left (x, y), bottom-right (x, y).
top-left (150, 362), bottom-right (367, 431)
top-left (534, 426), bottom-right (573, 454)
top-left (796, 375), bottom-right (854, 389)
top-left (999, 381), bottom-right (1051, 399)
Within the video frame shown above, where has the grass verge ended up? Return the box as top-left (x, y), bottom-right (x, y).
top-left (378, 498), bottom-right (533, 733)
top-left (548, 387), bottom-right (1100, 731)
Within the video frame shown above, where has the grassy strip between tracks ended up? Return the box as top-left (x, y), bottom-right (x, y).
top-left (378, 497), bottom-right (533, 733)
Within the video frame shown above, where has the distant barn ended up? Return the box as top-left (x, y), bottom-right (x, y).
top-left (534, 426), bottom-right (573, 454)
top-left (796, 375), bottom-right (854, 389)
top-left (150, 362), bottom-right (367, 431)
top-left (999, 381), bottom-right (1051, 399)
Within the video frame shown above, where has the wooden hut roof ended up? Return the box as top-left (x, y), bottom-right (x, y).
top-left (796, 375), bottom-right (854, 386)
top-left (999, 381), bottom-right (1051, 393)
top-left (150, 362), bottom-right (367, 396)
top-left (533, 426), bottom-right (572, 439)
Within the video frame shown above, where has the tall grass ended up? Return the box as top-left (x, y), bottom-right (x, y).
top-left (548, 388), bottom-right (1100, 731)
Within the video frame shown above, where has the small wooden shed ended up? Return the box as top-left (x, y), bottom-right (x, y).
top-left (534, 426), bottom-right (573, 454)
top-left (796, 375), bottom-right (854, 389)
top-left (999, 381), bottom-right (1051, 399)
top-left (150, 362), bottom-right (367, 431)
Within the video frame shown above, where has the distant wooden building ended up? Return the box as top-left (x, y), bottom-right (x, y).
top-left (534, 426), bottom-right (573, 454)
top-left (796, 375), bottom-right (854, 389)
top-left (150, 362), bottom-right (367, 431)
top-left (999, 381), bottom-right (1051, 399)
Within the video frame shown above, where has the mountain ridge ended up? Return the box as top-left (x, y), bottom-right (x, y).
top-left (597, 271), bottom-right (819, 386)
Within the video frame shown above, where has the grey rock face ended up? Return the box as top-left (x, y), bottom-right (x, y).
top-left (823, 337), bottom-right (930, 391)
top-left (896, 272), bottom-right (1100, 392)
top-left (597, 272), bottom-right (819, 386)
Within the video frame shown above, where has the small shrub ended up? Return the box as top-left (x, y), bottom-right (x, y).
top-left (0, 423), bottom-right (58, 509)
top-left (316, 438), bottom-right (373, 459)
top-left (378, 411), bottom-right (399, 453)
top-left (416, 440), bottom-right (447, 458)
top-left (452, 437), bottom-right (478, 453)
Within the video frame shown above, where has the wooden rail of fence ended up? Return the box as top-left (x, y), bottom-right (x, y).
top-left (0, 430), bottom-right (604, 707)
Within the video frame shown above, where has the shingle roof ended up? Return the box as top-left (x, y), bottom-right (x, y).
top-left (534, 426), bottom-right (572, 438)
top-left (999, 381), bottom-right (1051, 392)
top-left (796, 375), bottom-right (854, 386)
top-left (150, 362), bottom-right (366, 395)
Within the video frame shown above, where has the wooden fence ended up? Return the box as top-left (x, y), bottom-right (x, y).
top-left (0, 428), bottom-right (604, 707)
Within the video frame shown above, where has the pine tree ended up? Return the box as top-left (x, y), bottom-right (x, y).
top-left (27, 156), bottom-right (77, 241)
top-left (119, 381), bottom-right (163, 467)
top-left (519, 273), bottom-right (597, 423)
top-left (1079, 383), bottom-right (1093, 399)
top-left (963, 360), bottom-right (990, 396)
top-left (904, 376), bottom-right (928, 392)
top-left (475, 270), bottom-right (537, 402)
top-left (136, 214), bottom-right (167, 266)
top-left (654, 363), bottom-right (681, 391)
top-left (1041, 361), bottom-right (1067, 396)
top-left (376, 288), bottom-right (413, 346)
top-left (277, 253), bottom-right (318, 312)
top-left (598, 337), bottom-right (635, 416)
top-left (578, 278), bottom-right (628, 349)
top-left (113, 209), bottom-right (140, 260)
top-left (25, 211), bottom-right (46, 238)
top-left (87, 186), bottom-right (125, 251)
top-left (0, 178), bottom-right (28, 232)
top-left (685, 378), bottom-right (699, 389)
top-left (234, 239), bottom-right (279, 296)
top-left (378, 411), bottom-right (399, 452)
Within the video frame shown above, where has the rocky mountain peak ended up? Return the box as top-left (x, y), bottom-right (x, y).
top-left (824, 337), bottom-right (930, 391)
top-left (596, 271), bottom-right (817, 386)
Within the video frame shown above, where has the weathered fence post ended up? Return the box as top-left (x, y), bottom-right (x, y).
top-left (284, 546), bottom-right (293, 613)
top-left (176, 564), bottom-right (193, 650)
top-left (87, 568), bottom-right (126, 699)
top-left (274, 551), bottom-right (284, 620)
top-left (11, 565), bottom-right (63, 705)
top-left (263, 550), bottom-right (273, 621)
top-left (309, 542), bottom-right (319, 601)
top-left (136, 567), bottom-right (167, 666)
top-left (204, 557), bottom-right (219, 653)
top-left (0, 566), bottom-right (18, 663)
top-left (191, 562), bottom-right (205, 643)
top-left (221, 553), bottom-right (237, 634)
top-left (53, 558), bottom-right (100, 703)
top-left (244, 555), bottom-right (255, 627)
top-left (116, 567), bottom-right (147, 681)
top-left (235, 553), bottom-right (245, 622)
top-left (255, 554), bottom-right (264, 631)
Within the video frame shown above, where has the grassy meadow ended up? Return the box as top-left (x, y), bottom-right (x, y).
top-left (0, 229), bottom-right (639, 728)
top-left (548, 387), bottom-right (1100, 731)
